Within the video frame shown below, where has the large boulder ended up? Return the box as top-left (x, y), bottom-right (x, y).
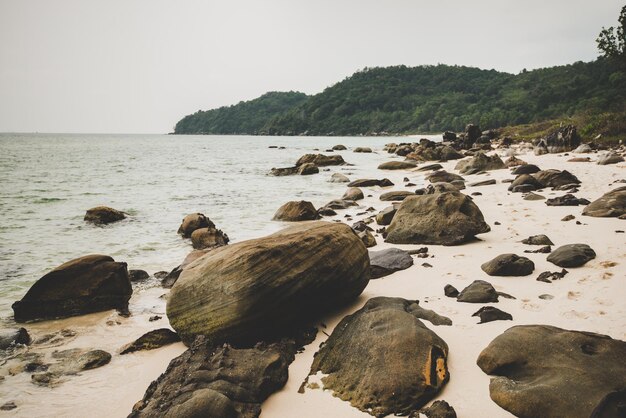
top-left (273, 201), bottom-right (319, 221)
top-left (508, 174), bottom-right (543, 192)
top-left (547, 244), bottom-right (596, 267)
top-left (536, 124), bottom-right (581, 153)
top-left (0, 328), bottom-right (31, 350)
top-left (12, 255), bottom-right (132, 322)
top-left (295, 154), bottom-right (345, 167)
top-left (84, 206), bottom-right (126, 225)
top-left (477, 325), bottom-right (626, 418)
top-left (167, 222), bottom-right (370, 345)
top-left (532, 169), bottom-right (580, 188)
top-left (385, 192), bottom-right (490, 245)
top-left (481, 254), bottom-right (534, 276)
top-left (583, 186), bottom-right (626, 218)
top-left (369, 248), bottom-right (414, 279)
top-left (177, 213), bottom-right (214, 238)
top-left (190, 227), bottom-right (229, 250)
top-left (455, 153), bottom-right (505, 175)
top-left (307, 297), bottom-right (449, 416)
top-left (342, 187), bottom-right (364, 201)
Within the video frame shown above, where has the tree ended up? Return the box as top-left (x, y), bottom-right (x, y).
top-left (596, 5), bottom-right (626, 60)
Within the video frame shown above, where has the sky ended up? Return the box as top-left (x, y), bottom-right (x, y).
top-left (0, 0), bottom-right (623, 134)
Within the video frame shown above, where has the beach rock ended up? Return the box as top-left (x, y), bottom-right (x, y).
top-left (369, 248), bottom-right (414, 279)
top-left (545, 194), bottom-right (590, 206)
top-left (504, 156), bottom-right (526, 168)
top-left (120, 329), bottom-right (181, 354)
top-left (273, 200), bottom-right (319, 221)
top-left (380, 190), bottom-right (414, 201)
top-left (547, 244), bottom-right (596, 267)
top-left (522, 234), bottom-right (554, 245)
top-left (376, 206), bottom-right (397, 225)
top-left (583, 186), bottom-right (626, 217)
top-left (457, 280), bottom-right (499, 303)
top-left (190, 227), bottom-right (229, 250)
top-left (128, 269), bottom-right (150, 282)
top-left (84, 206), bottom-right (126, 225)
top-left (348, 178), bottom-right (394, 187)
top-left (385, 192), bottom-right (490, 245)
top-left (378, 161), bottom-right (416, 170)
top-left (161, 266), bottom-right (182, 289)
top-left (332, 144), bottom-right (347, 150)
top-left (167, 222), bottom-right (369, 345)
top-left (532, 169), bottom-right (581, 188)
top-left (425, 170), bottom-right (464, 184)
top-left (353, 147), bottom-right (372, 153)
top-left (465, 124), bottom-right (482, 143)
top-left (295, 154), bottom-right (345, 167)
top-left (511, 164), bottom-right (540, 175)
top-left (444, 285), bottom-right (459, 298)
top-left (524, 245), bottom-right (552, 254)
top-left (573, 144), bottom-right (593, 153)
top-left (342, 187), bottom-right (364, 201)
top-left (415, 163), bottom-right (443, 172)
top-left (597, 152), bottom-right (624, 165)
top-left (443, 131), bottom-right (457, 141)
top-left (416, 182), bottom-right (461, 195)
top-left (177, 213), bottom-right (214, 238)
top-left (307, 297), bottom-right (449, 416)
top-left (568, 157), bottom-right (591, 162)
top-left (411, 400), bottom-right (457, 418)
top-left (472, 306), bottom-right (513, 324)
top-left (12, 255), bottom-right (132, 322)
top-left (130, 332), bottom-right (315, 418)
top-left (329, 172), bottom-right (350, 183)
top-left (477, 325), bottom-right (626, 418)
top-left (523, 192), bottom-right (545, 201)
top-left (297, 162), bottom-right (319, 175)
top-left (357, 230), bottom-right (377, 248)
top-left (469, 179), bottom-right (496, 187)
top-left (322, 199), bottom-right (359, 210)
top-left (562, 214), bottom-right (575, 221)
top-left (0, 402), bottom-right (17, 411)
top-left (455, 153), bottom-right (505, 175)
top-left (508, 174), bottom-right (543, 192)
top-left (0, 328), bottom-right (31, 350)
top-left (481, 254), bottom-right (534, 276)
top-left (269, 166), bottom-right (298, 176)
top-left (536, 269), bottom-right (568, 283)
top-left (440, 146), bottom-right (464, 161)
top-left (537, 124), bottom-right (581, 153)
top-left (32, 349), bottom-right (112, 387)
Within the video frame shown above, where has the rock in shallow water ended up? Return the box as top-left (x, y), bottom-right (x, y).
top-left (120, 329), bottom-right (181, 354)
top-left (307, 297), bottom-right (449, 416)
top-left (12, 255), bottom-right (132, 322)
top-left (477, 325), bottom-right (626, 418)
top-left (177, 213), bottom-right (214, 238)
top-left (167, 221), bottom-right (370, 346)
top-left (457, 280), bottom-right (499, 303)
top-left (84, 206), bottom-right (126, 225)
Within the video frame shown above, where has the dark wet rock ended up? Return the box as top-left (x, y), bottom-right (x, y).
top-left (523, 192), bottom-right (545, 201)
top-left (443, 131), bottom-right (457, 141)
top-left (378, 161), bottom-right (417, 170)
top-left (307, 297), bottom-right (449, 416)
top-left (511, 164), bottom-right (540, 175)
top-left (522, 234), bottom-right (554, 246)
top-left (120, 329), bottom-right (181, 354)
top-left (425, 170), bottom-right (464, 184)
top-left (322, 199), bottom-right (359, 210)
top-left (129, 269), bottom-right (150, 282)
top-left (477, 325), bottom-right (626, 418)
top-left (161, 266), bottom-right (182, 289)
top-left (84, 206), bottom-right (126, 225)
top-left (297, 162), bottom-right (319, 175)
top-left (329, 172), bottom-right (350, 183)
top-left (369, 248), bottom-right (414, 279)
top-left (597, 152), bottom-right (625, 165)
top-left (508, 174), bottom-right (543, 192)
top-left (416, 182), bottom-right (461, 195)
top-left (455, 153), bottom-right (505, 175)
top-left (422, 262), bottom-right (433, 268)
top-left (149, 315), bottom-right (161, 322)
top-left (457, 280), bottom-right (499, 303)
top-left (295, 154), bottom-right (345, 167)
top-left (415, 163), bottom-right (444, 172)
top-left (273, 200), bottom-right (319, 221)
top-left (411, 400), bottom-right (457, 418)
top-left (190, 227), bottom-right (229, 250)
top-left (583, 186), bottom-right (626, 218)
top-left (177, 213), bottom-right (214, 238)
top-left (536, 124), bottom-right (581, 153)
top-left (32, 349), bottom-right (112, 387)
top-left (562, 214), bottom-right (575, 221)
top-left (547, 244), bottom-right (596, 267)
top-left (385, 192), bottom-right (490, 245)
top-left (332, 144), bottom-right (347, 150)
top-left (153, 271), bottom-right (168, 280)
top-left (167, 222), bottom-right (369, 346)
top-left (471, 192), bottom-right (482, 196)
top-left (130, 331), bottom-right (315, 418)
top-left (348, 178), bottom-right (394, 187)
top-left (269, 166), bottom-right (298, 176)
top-left (352, 220), bottom-right (373, 232)
top-left (532, 169), bottom-right (581, 188)
top-left (545, 194), bottom-right (590, 206)
top-left (444, 285), bottom-right (459, 298)
top-left (342, 187), bottom-right (364, 201)
top-left (12, 255), bottom-right (132, 322)
top-left (380, 190), bottom-right (414, 201)
top-left (0, 328), bottom-right (31, 350)
top-left (469, 179), bottom-right (496, 187)
top-left (536, 269), bottom-right (568, 283)
top-left (539, 294), bottom-right (554, 300)
top-left (357, 230), bottom-right (377, 248)
top-left (481, 254), bottom-right (534, 276)
top-left (353, 147), bottom-right (372, 153)
top-left (0, 402), bottom-right (17, 411)
top-left (472, 306), bottom-right (513, 324)
top-left (376, 206), bottom-right (397, 225)
top-left (524, 245), bottom-right (552, 254)
top-left (465, 124), bottom-right (482, 144)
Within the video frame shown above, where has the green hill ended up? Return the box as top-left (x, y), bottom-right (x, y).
top-left (173, 91), bottom-right (309, 134)
top-left (174, 60), bottom-right (626, 136)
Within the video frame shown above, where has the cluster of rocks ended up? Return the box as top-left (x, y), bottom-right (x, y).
top-left (270, 153), bottom-right (346, 176)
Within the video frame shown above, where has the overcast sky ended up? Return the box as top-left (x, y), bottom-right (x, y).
top-left (0, 0), bottom-right (622, 134)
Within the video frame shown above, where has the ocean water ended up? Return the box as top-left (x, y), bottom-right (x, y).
top-left (0, 133), bottom-right (436, 324)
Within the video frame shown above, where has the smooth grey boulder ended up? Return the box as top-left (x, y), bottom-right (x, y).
top-left (508, 174), bottom-right (544, 192)
top-left (481, 254), bottom-right (535, 276)
top-left (353, 147), bottom-right (372, 153)
top-left (369, 248), bottom-right (414, 279)
top-left (273, 200), bottom-right (319, 221)
top-left (329, 172), bottom-right (350, 183)
top-left (455, 153), bottom-right (505, 175)
top-left (597, 152), bottom-right (624, 165)
top-left (306, 297), bottom-right (449, 416)
top-left (457, 280), bottom-right (499, 303)
top-left (332, 144), bottom-right (347, 150)
top-left (385, 192), bottom-right (490, 245)
top-left (477, 325), bottom-right (626, 418)
top-left (167, 222), bottom-right (370, 345)
top-left (342, 187), bottom-right (364, 201)
top-left (547, 244), bottom-right (596, 267)
top-left (582, 186), bottom-right (626, 218)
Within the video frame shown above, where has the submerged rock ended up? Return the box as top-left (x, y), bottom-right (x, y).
top-left (12, 255), bottom-right (132, 322)
top-left (385, 192), bottom-right (490, 245)
top-left (120, 329), bottom-right (181, 354)
top-left (547, 244), bottom-right (596, 267)
top-left (0, 328), bottom-right (31, 350)
top-left (32, 349), bottom-right (112, 387)
top-left (84, 206), bottom-right (126, 225)
top-left (582, 186), bottom-right (626, 218)
top-left (128, 269), bottom-right (150, 282)
top-left (307, 297), bottom-right (449, 416)
top-left (481, 254), bottom-right (534, 276)
top-left (369, 248), bottom-right (414, 279)
top-left (167, 222), bottom-right (369, 345)
top-left (273, 200), bottom-right (319, 221)
top-left (190, 227), bottom-right (229, 250)
top-left (177, 213), bottom-right (214, 238)
top-left (477, 325), bottom-right (626, 418)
